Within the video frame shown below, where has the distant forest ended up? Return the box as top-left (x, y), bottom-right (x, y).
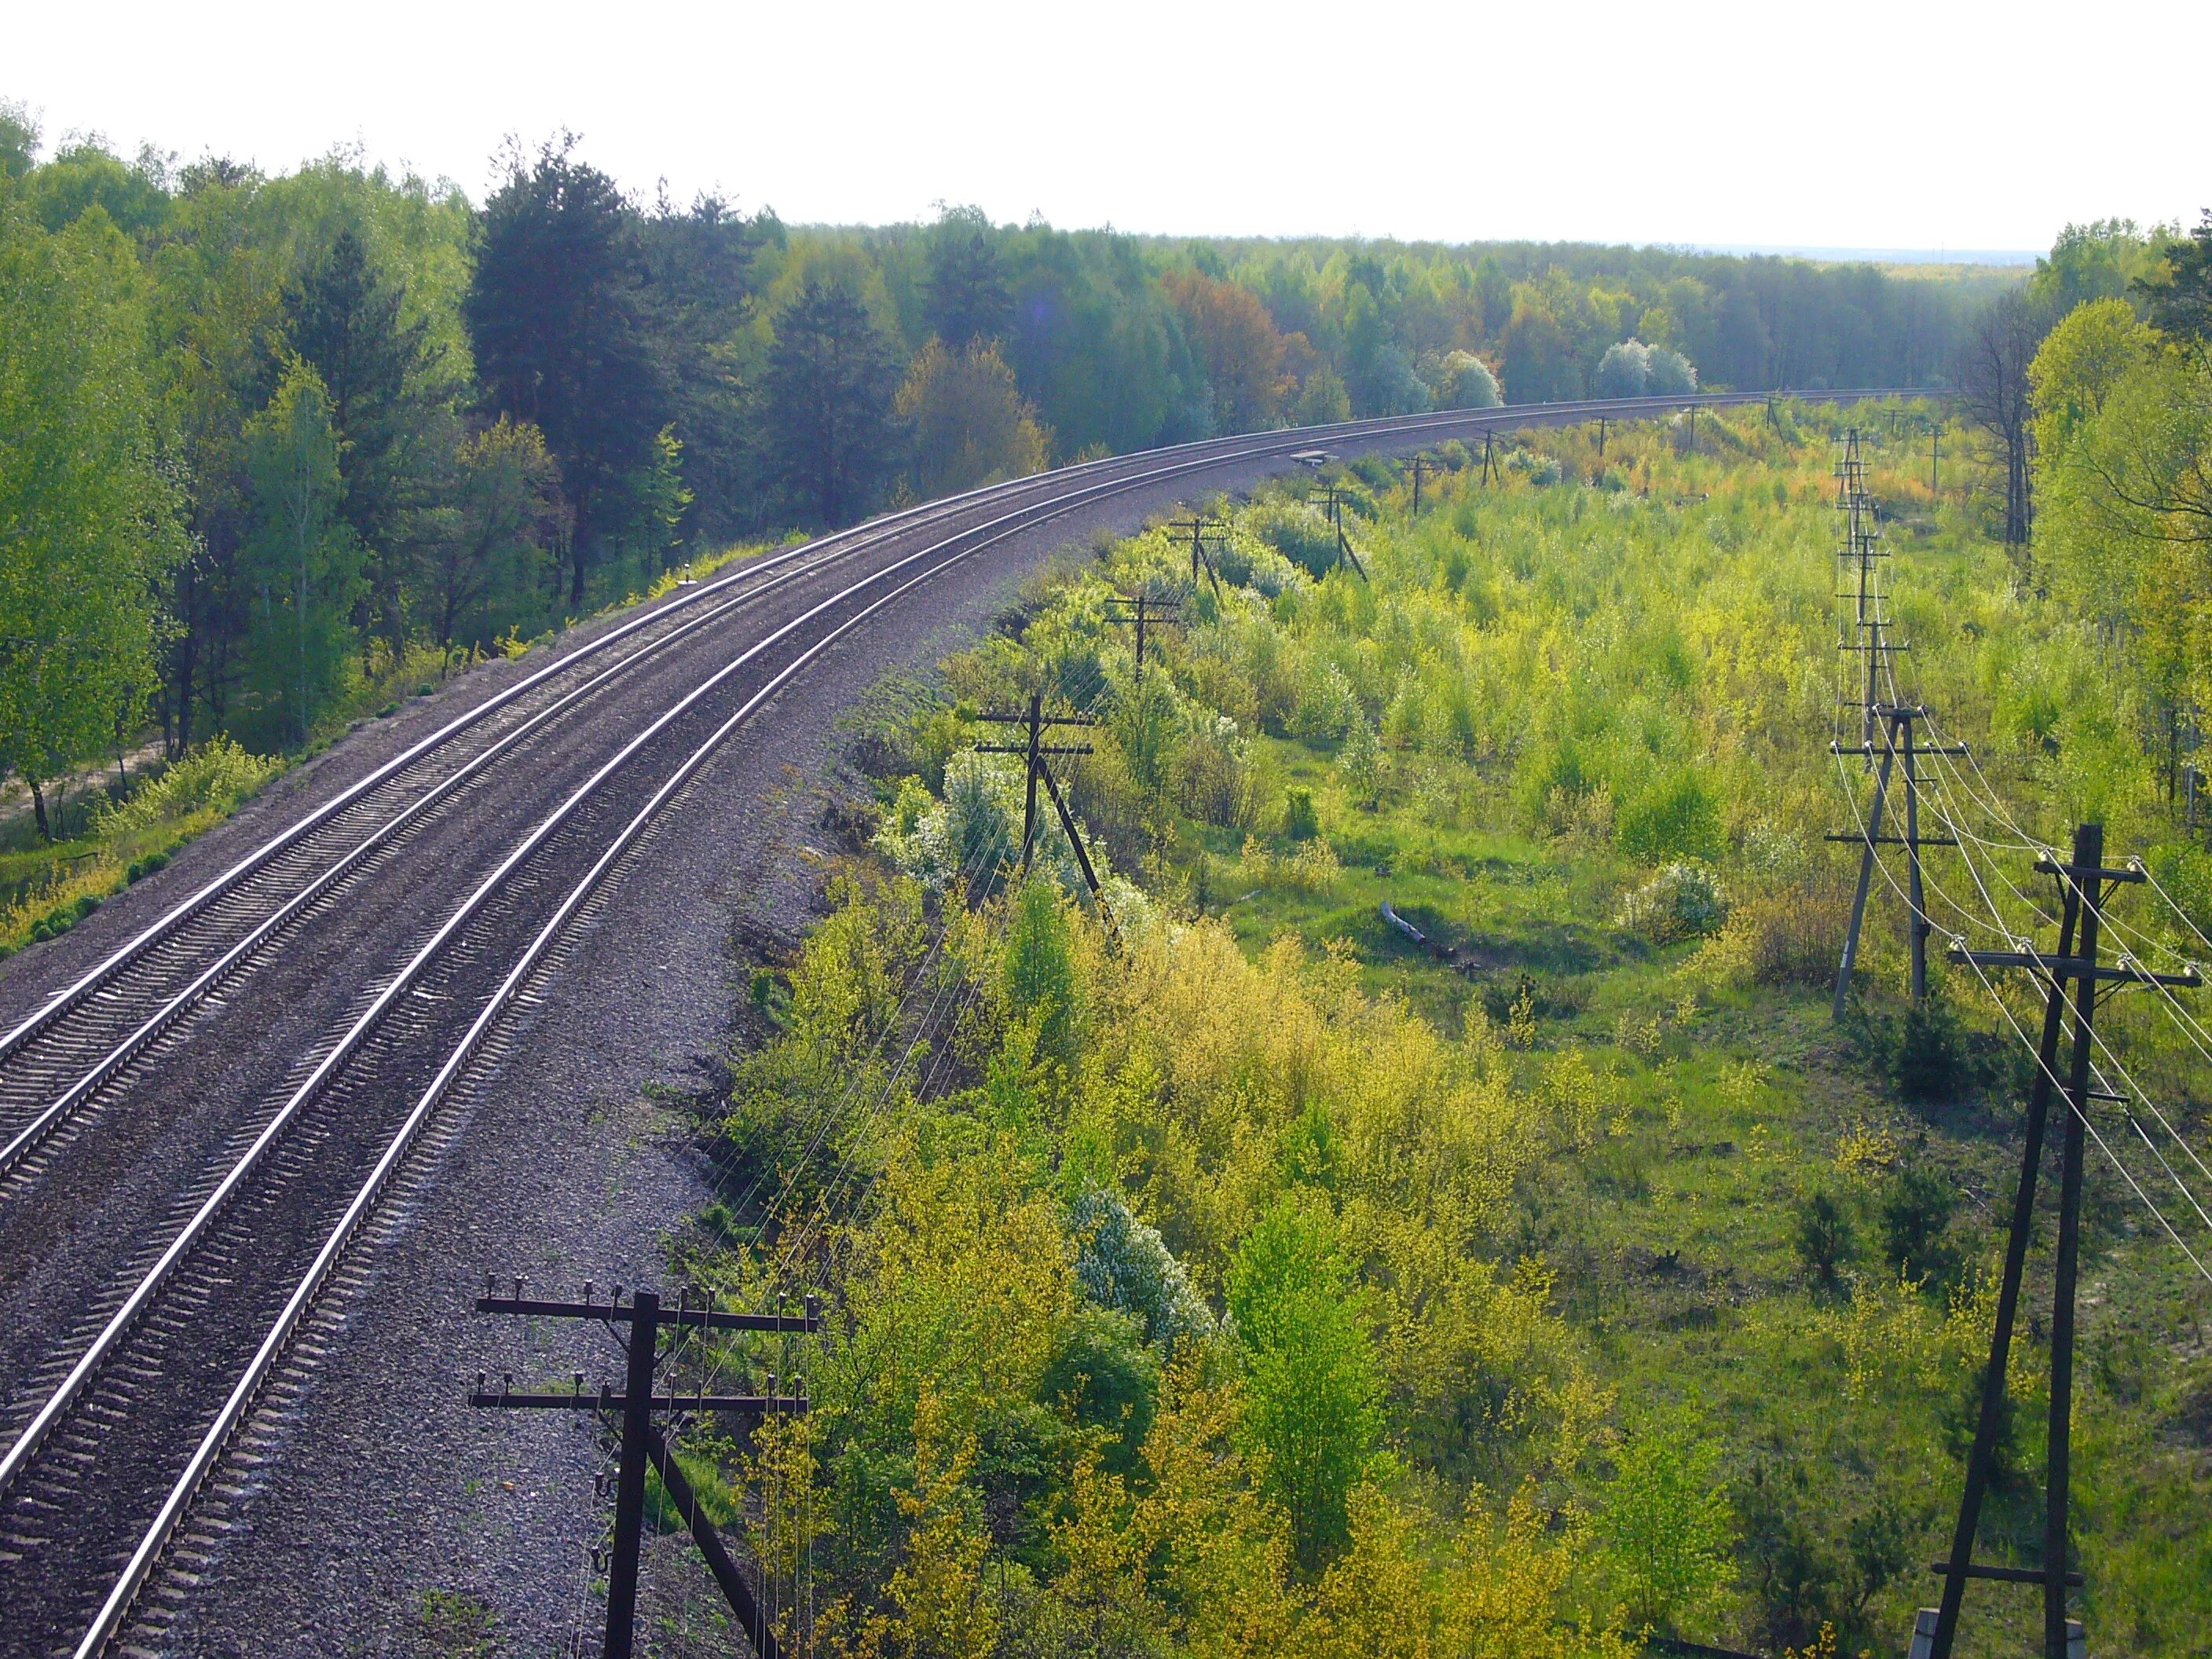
top-left (0, 106), bottom-right (2035, 808)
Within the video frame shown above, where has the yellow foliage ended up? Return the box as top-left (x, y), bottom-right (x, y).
top-left (885, 1391), bottom-right (998, 1659)
top-left (1101, 923), bottom-right (1539, 1280)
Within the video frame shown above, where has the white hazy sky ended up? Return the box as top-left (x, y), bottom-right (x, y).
top-left (6, 0), bottom-right (2204, 254)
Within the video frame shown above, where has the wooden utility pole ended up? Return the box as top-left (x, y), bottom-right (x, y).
top-left (1478, 429), bottom-right (1498, 486)
top-left (471, 1281), bottom-right (819, 1659)
top-left (1596, 416), bottom-right (1609, 458)
top-left (1166, 516), bottom-right (1226, 595)
top-left (1408, 452), bottom-right (1433, 512)
top-left (976, 694), bottom-right (1106, 895)
top-left (1106, 592), bottom-right (1182, 682)
top-left (1306, 482), bottom-right (1369, 581)
top-left (1924, 826), bottom-right (2200, 1659)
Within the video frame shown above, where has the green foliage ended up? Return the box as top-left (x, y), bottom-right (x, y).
top-left (1595, 1431), bottom-right (1735, 1633)
top-left (1616, 771), bottom-right (1723, 863)
top-left (0, 192), bottom-right (181, 831)
top-left (1282, 786), bottom-right (1321, 841)
top-left (1003, 880), bottom-right (1084, 1075)
top-left (90, 738), bottom-right (281, 839)
top-left (1792, 1191), bottom-right (1855, 1287)
top-left (1225, 1200), bottom-right (1382, 1569)
top-left (1879, 1165), bottom-right (1958, 1286)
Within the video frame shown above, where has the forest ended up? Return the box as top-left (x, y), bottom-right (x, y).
top-left (646, 218), bottom-right (2212, 1659)
top-left (2, 102), bottom-right (2016, 863)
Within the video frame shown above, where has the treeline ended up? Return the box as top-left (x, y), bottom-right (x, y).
top-left (2024, 214), bottom-right (2212, 820)
top-left (2, 104), bottom-right (2001, 828)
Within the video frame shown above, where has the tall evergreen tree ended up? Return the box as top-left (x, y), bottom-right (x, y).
top-left (284, 226), bottom-right (433, 653)
top-left (466, 138), bottom-right (668, 606)
top-left (763, 280), bottom-right (902, 526)
top-left (925, 204), bottom-right (1011, 348)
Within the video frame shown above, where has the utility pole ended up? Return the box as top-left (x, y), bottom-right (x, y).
top-left (1105, 591), bottom-right (1183, 682)
top-left (1407, 452), bottom-right (1433, 512)
top-left (1306, 482), bottom-right (1370, 581)
top-left (1829, 430), bottom-right (1962, 1014)
top-left (976, 694), bottom-right (1115, 933)
top-left (1478, 428), bottom-right (1499, 486)
top-left (1595, 416), bottom-right (1608, 459)
top-left (1930, 420), bottom-right (1942, 496)
top-left (1922, 827), bottom-right (2201, 1659)
top-left (471, 1280), bottom-right (820, 1659)
top-left (1166, 516), bottom-right (1227, 595)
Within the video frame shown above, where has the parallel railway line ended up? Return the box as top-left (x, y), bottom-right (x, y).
top-left (0, 390), bottom-right (1902, 1655)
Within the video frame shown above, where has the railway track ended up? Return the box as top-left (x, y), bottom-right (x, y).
top-left (0, 390), bottom-right (1906, 1655)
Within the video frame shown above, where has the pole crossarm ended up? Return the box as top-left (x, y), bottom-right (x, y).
top-left (975, 743), bottom-right (1094, 757)
top-left (976, 709), bottom-right (1100, 727)
top-left (1830, 741), bottom-right (1971, 757)
top-left (474, 1292), bottom-right (822, 1333)
top-left (1945, 947), bottom-right (2202, 988)
top-left (471, 1390), bottom-right (811, 1412)
top-left (1928, 1562), bottom-right (2085, 1588)
top-left (1824, 832), bottom-right (1959, 848)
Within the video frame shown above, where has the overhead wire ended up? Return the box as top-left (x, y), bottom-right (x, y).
top-left (1826, 437), bottom-right (2212, 1283)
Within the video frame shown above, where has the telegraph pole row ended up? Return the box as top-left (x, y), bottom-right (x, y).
top-left (471, 1280), bottom-right (821, 1659)
top-left (1829, 429), bottom-right (1954, 1013)
top-left (1919, 825), bottom-right (2200, 1659)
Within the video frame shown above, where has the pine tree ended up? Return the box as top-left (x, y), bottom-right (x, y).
top-left (763, 280), bottom-right (902, 526)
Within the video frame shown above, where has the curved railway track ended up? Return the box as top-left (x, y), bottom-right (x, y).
top-left (0, 390), bottom-right (1903, 1655)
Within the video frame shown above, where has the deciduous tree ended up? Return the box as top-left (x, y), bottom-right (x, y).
top-left (0, 198), bottom-right (181, 836)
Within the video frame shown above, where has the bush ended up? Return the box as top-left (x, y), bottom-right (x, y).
top-left (91, 738), bottom-right (282, 839)
top-left (1793, 1191), bottom-right (1855, 1287)
top-left (1617, 861), bottom-right (1728, 943)
top-left (1881, 1165), bottom-right (1959, 1284)
top-left (1283, 787), bottom-right (1320, 841)
top-left (1068, 1188), bottom-right (1214, 1353)
top-left (1617, 771), bottom-right (1723, 862)
top-left (1598, 339), bottom-right (1654, 398)
top-left (1243, 501), bottom-right (1342, 580)
top-left (1646, 346), bottom-right (1698, 396)
top-left (1435, 350), bottom-right (1501, 409)
top-left (1173, 716), bottom-right (1259, 830)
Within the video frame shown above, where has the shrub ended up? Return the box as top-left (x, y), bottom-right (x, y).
top-left (1068, 1188), bottom-right (1214, 1353)
top-left (1597, 339), bottom-right (1654, 398)
top-left (91, 737), bottom-right (282, 839)
top-left (1227, 1201), bottom-right (1381, 1568)
top-left (1596, 1431), bottom-right (1737, 1633)
top-left (1435, 350), bottom-right (1501, 409)
top-left (1174, 715), bottom-right (1259, 830)
top-left (1646, 346), bottom-right (1698, 396)
top-left (1283, 787), bottom-right (1320, 841)
top-left (1617, 862), bottom-right (1728, 943)
top-left (1793, 1191), bottom-right (1855, 1287)
top-left (1243, 501), bottom-right (1343, 580)
top-left (1617, 771), bottom-right (1723, 862)
top-left (1881, 1165), bottom-right (1959, 1285)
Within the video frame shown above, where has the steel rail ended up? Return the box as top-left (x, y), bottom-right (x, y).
top-left (4, 385), bottom-right (1917, 1654)
top-left (0, 386), bottom-right (1912, 1071)
top-left (54, 391), bottom-right (1371, 1654)
top-left (0, 497), bottom-right (1039, 1183)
